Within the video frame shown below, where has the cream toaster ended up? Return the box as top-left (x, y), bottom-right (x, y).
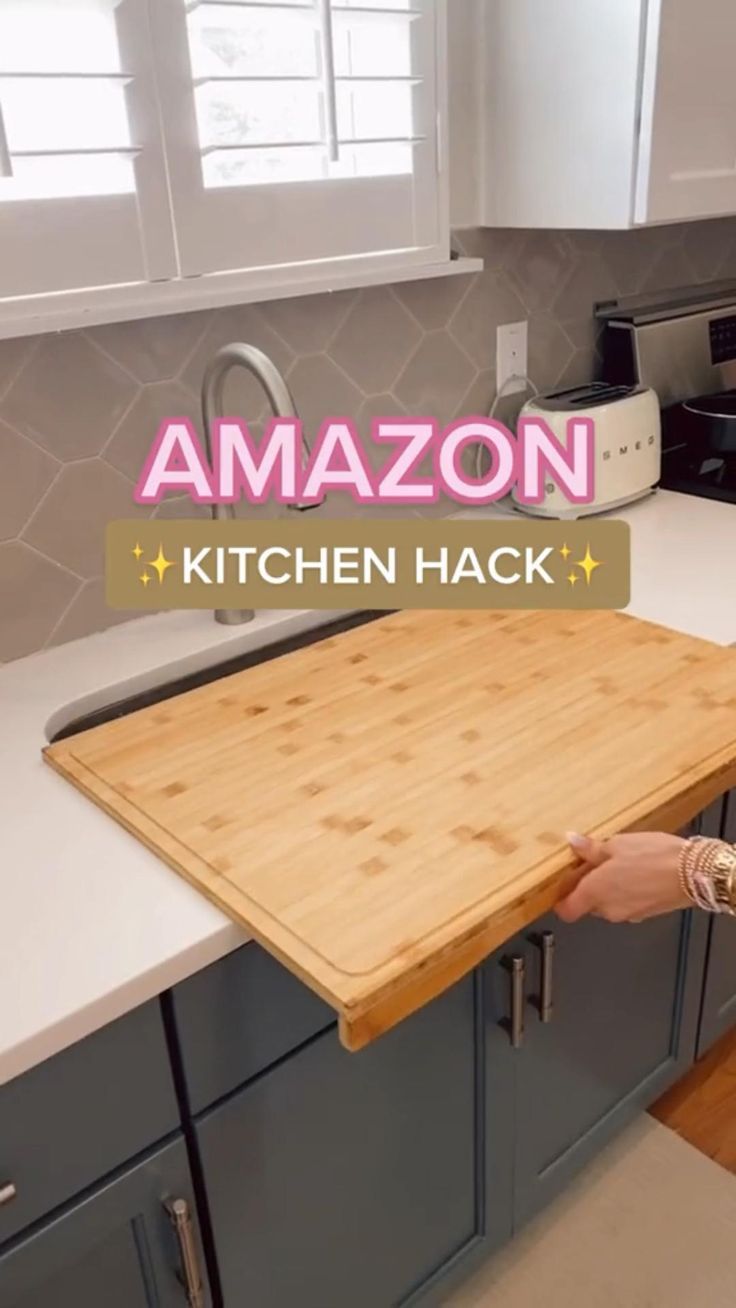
top-left (513, 382), bottom-right (661, 518)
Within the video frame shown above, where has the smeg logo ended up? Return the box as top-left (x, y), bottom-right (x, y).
top-left (602, 435), bottom-right (657, 462)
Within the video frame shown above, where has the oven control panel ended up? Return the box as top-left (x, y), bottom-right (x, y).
top-left (709, 313), bottom-right (736, 365)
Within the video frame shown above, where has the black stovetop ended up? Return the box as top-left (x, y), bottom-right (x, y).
top-left (659, 406), bottom-right (736, 505)
top-left (660, 460), bottom-right (736, 505)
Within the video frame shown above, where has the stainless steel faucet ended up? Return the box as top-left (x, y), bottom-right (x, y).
top-left (201, 342), bottom-right (316, 626)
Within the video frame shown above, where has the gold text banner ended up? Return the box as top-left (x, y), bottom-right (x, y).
top-left (107, 518), bottom-right (630, 611)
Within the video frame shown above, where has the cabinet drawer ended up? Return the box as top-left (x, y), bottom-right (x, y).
top-left (170, 944), bottom-right (334, 1113)
top-left (0, 1001), bottom-right (178, 1246)
top-left (0, 1136), bottom-right (206, 1308)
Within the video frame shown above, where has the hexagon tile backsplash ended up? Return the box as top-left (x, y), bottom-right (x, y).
top-left (2, 220), bottom-right (736, 663)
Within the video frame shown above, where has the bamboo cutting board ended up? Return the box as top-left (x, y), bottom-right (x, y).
top-left (45, 610), bottom-right (736, 1049)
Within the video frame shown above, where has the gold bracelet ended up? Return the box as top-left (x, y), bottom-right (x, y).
top-left (678, 838), bottom-right (710, 909)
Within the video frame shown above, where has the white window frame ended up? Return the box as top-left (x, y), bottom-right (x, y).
top-left (0, 0), bottom-right (480, 340)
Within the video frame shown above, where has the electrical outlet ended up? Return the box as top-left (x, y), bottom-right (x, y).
top-left (496, 321), bottom-right (528, 395)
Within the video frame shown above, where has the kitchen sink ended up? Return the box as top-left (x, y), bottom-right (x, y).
top-left (50, 611), bottom-right (388, 744)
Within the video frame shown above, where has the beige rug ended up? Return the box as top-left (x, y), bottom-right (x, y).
top-left (447, 1116), bottom-right (736, 1307)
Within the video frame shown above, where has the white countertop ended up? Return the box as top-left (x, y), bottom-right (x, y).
top-left (455, 490), bottom-right (736, 646)
top-left (1, 489), bottom-right (735, 1087)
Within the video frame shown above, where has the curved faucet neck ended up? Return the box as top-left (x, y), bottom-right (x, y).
top-left (201, 342), bottom-right (299, 446)
top-left (200, 342), bottom-right (305, 625)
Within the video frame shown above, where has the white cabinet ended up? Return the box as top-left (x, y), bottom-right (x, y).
top-left (478, 0), bottom-right (736, 230)
top-left (637, 0), bottom-right (736, 223)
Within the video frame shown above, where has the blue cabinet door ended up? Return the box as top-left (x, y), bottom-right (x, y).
top-left (495, 908), bottom-right (700, 1229)
top-left (682, 794), bottom-right (736, 1055)
top-left (0, 1139), bottom-right (208, 1308)
top-left (698, 792), bottom-right (736, 1054)
top-left (194, 976), bottom-right (506, 1308)
top-left (699, 916), bottom-right (736, 1053)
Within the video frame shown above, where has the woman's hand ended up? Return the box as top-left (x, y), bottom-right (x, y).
top-left (556, 831), bottom-right (691, 924)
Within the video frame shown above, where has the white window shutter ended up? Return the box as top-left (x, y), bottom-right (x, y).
top-left (0, 0), bottom-right (177, 299)
top-left (149, 0), bottom-right (447, 278)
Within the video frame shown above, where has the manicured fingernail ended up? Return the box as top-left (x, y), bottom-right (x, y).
top-left (566, 831), bottom-right (587, 849)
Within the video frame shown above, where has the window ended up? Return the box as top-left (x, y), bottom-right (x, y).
top-left (0, 0), bottom-right (450, 322)
top-left (151, 0), bottom-right (445, 277)
top-left (191, 1), bottom-right (419, 190)
top-left (0, 0), bottom-right (175, 298)
top-left (0, 3), bottom-right (132, 200)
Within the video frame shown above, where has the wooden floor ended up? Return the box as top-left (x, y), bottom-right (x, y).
top-left (652, 1028), bottom-right (736, 1173)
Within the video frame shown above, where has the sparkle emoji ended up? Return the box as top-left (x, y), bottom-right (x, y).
top-left (148, 544), bottom-right (176, 585)
top-left (575, 545), bottom-right (602, 586)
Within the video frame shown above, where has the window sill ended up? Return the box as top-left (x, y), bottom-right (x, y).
top-left (0, 255), bottom-right (483, 341)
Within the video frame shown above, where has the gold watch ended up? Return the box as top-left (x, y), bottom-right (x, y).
top-left (709, 844), bottom-right (736, 915)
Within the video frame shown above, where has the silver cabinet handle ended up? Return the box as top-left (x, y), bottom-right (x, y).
top-left (529, 930), bottom-right (556, 1023)
top-left (0, 1182), bottom-right (16, 1207)
top-left (500, 955), bottom-right (526, 1048)
top-left (165, 1198), bottom-right (205, 1308)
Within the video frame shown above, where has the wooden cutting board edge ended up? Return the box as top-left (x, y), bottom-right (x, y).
top-left (44, 739), bottom-right (736, 1050)
top-left (337, 752), bottom-right (736, 1048)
